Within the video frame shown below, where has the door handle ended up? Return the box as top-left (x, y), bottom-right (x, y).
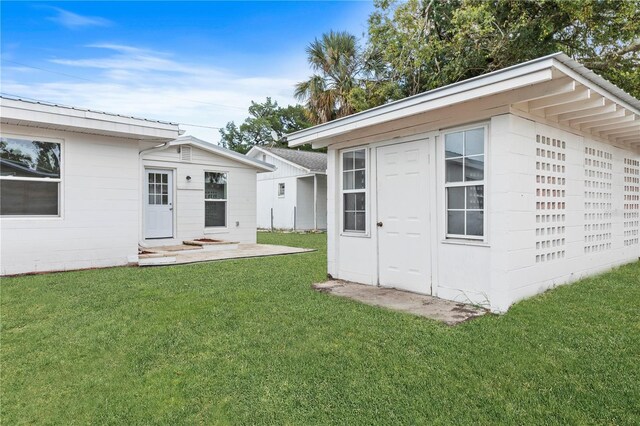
top-left (377, 221), bottom-right (383, 227)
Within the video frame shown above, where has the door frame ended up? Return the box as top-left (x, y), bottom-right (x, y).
top-left (374, 137), bottom-right (433, 294)
top-left (143, 167), bottom-right (176, 240)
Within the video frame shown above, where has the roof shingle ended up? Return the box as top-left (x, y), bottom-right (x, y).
top-left (263, 147), bottom-right (327, 172)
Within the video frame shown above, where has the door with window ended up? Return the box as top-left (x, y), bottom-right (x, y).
top-left (145, 169), bottom-right (173, 239)
top-left (376, 141), bottom-right (431, 294)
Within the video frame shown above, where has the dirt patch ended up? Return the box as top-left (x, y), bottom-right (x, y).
top-left (193, 238), bottom-right (224, 243)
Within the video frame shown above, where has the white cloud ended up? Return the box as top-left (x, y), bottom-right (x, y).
top-left (47, 7), bottom-right (112, 29)
top-left (1, 44), bottom-right (307, 142)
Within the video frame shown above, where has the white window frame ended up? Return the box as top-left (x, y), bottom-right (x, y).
top-left (0, 134), bottom-right (63, 218)
top-left (278, 182), bottom-right (285, 197)
top-left (340, 147), bottom-right (369, 236)
top-left (443, 124), bottom-right (488, 241)
top-left (204, 170), bottom-right (228, 228)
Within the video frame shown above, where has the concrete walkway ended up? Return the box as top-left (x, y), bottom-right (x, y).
top-left (313, 280), bottom-right (486, 325)
top-left (139, 244), bottom-right (314, 266)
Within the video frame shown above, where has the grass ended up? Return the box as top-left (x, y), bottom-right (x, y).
top-left (1, 232), bottom-right (639, 425)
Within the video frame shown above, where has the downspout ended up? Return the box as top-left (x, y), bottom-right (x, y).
top-left (313, 173), bottom-right (318, 231)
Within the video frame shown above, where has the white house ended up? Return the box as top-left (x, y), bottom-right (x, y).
top-left (0, 97), bottom-right (273, 275)
top-left (246, 146), bottom-right (327, 230)
top-left (286, 53), bottom-right (640, 313)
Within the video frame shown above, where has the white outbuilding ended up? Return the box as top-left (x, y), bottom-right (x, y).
top-left (0, 97), bottom-right (273, 275)
top-left (246, 146), bottom-right (327, 231)
top-left (286, 53), bottom-right (640, 312)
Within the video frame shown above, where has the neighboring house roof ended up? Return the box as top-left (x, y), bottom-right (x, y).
top-left (168, 136), bottom-right (275, 173)
top-left (0, 95), bottom-right (181, 141)
top-left (248, 146), bottom-right (327, 173)
top-left (286, 52), bottom-right (640, 150)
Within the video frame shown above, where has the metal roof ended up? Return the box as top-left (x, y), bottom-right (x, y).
top-left (0, 94), bottom-right (179, 126)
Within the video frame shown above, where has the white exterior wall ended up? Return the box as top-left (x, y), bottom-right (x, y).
top-left (0, 124), bottom-right (145, 275)
top-left (142, 145), bottom-right (260, 245)
top-left (326, 113), bottom-right (639, 312)
top-left (253, 151), bottom-right (326, 230)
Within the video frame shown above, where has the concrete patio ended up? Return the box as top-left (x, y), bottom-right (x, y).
top-left (313, 280), bottom-right (487, 325)
top-left (138, 243), bottom-right (314, 266)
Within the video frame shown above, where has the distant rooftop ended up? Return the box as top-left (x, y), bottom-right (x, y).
top-left (262, 146), bottom-right (327, 172)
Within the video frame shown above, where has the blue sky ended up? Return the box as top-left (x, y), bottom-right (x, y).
top-left (1, 1), bottom-right (375, 140)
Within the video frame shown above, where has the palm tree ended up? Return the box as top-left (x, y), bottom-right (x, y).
top-left (294, 31), bottom-right (362, 125)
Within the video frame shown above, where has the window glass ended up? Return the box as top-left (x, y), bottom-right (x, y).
top-left (0, 180), bottom-right (59, 215)
top-left (445, 127), bottom-right (485, 238)
top-left (205, 201), bottom-right (226, 227)
top-left (205, 172), bottom-right (226, 199)
top-left (342, 149), bottom-right (367, 233)
top-left (445, 132), bottom-right (464, 158)
top-left (0, 138), bottom-right (60, 178)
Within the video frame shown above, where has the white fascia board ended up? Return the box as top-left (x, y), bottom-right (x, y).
top-left (248, 145), bottom-right (311, 173)
top-left (287, 59), bottom-right (557, 147)
top-left (171, 138), bottom-right (276, 172)
top-left (1, 98), bottom-right (180, 140)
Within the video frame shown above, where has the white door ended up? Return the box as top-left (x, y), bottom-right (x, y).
top-left (145, 169), bottom-right (173, 239)
top-left (376, 141), bottom-right (431, 294)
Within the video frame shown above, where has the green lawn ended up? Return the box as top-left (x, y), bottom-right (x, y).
top-left (1, 233), bottom-right (639, 424)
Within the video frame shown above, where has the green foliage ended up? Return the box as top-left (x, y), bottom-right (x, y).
top-left (219, 97), bottom-right (311, 154)
top-left (369, 0), bottom-right (640, 98)
top-left (2, 233), bottom-right (639, 424)
top-left (294, 31), bottom-right (398, 124)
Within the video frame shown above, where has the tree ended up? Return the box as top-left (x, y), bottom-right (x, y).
top-left (219, 98), bottom-right (312, 154)
top-left (368, 0), bottom-right (640, 98)
top-left (294, 31), bottom-right (397, 124)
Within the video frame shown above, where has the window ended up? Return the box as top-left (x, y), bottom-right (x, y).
top-left (0, 137), bottom-right (61, 216)
top-left (204, 172), bottom-right (227, 227)
top-left (278, 182), bottom-right (285, 197)
top-left (342, 148), bottom-right (366, 233)
top-left (444, 127), bottom-right (485, 238)
top-left (148, 172), bottom-right (169, 205)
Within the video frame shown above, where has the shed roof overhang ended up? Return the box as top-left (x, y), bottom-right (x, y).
top-left (1, 97), bottom-right (181, 141)
top-left (287, 53), bottom-right (639, 152)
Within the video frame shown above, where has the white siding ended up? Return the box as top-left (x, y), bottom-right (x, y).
top-left (250, 151), bottom-right (326, 230)
top-left (142, 145), bottom-right (259, 245)
top-left (326, 113), bottom-right (639, 312)
top-left (1, 124), bottom-right (143, 275)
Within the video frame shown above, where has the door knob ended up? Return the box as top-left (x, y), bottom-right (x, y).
top-left (377, 221), bottom-right (383, 227)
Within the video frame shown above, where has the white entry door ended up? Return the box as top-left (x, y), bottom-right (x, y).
top-left (145, 169), bottom-right (173, 239)
top-left (376, 141), bottom-right (431, 294)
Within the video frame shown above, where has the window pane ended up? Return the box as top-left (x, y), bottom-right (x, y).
top-left (343, 152), bottom-right (354, 171)
top-left (205, 201), bottom-right (226, 227)
top-left (148, 195), bottom-right (155, 204)
top-left (1, 180), bottom-right (58, 215)
top-left (447, 210), bottom-right (464, 235)
top-left (465, 128), bottom-right (484, 156)
top-left (149, 174), bottom-right (155, 183)
top-left (162, 184), bottom-right (168, 194)
top-left (162, 195), bottom-right (168, 204)
top-left (344, 211), bottom-right (356, 231)
top-left (355, 192), bottom-right (365, 211)
top-left (0, 138), bottom-right (61, 178)
top-left (156, 194), bottom-right (162, 205)
top-left (162, 174), bottom-right (168, 184)
top-left (445, 132), bottom-right (464, 158)
top-left (466, 185), bottom-right (484, 210)
top-left (447, 187), bottom-right (465, 209)
top-left (445, 158), bottom-right (463, 182)
top-left (343, 171), bottom-right (354, 190)
top-left (354, 149), bottom-right (366, 169)
top-left (205, 172), bottom-right (227, 199)
top-left (355, 212), bottom-right (366, 231)
top-left (344, 193), bottom-right (356, 210)
top-left (465, 155), bottom-right (484, 181)
top-left (466, 211), bottom-right (484, 236)
top-left (354, 170), bottom-right (366, 189)
top-left (148, 183), bottom-right (154, 194)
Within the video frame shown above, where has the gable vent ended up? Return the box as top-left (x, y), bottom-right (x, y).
top-left (180, 146), bottom-right (192, 162)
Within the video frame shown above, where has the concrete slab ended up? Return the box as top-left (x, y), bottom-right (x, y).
top-left (313, 280), bottom-right (486, 325)
top-left (138, 243), bottom-right (314, 266)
